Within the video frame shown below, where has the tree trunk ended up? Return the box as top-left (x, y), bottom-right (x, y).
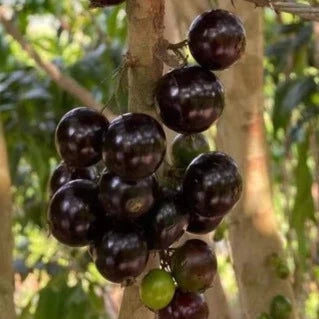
top-left (217, 2), bottom-right (298, 318)
top-left (118, 0), bottom-right (165, 318)
top-left (126, 0), bottom-right (164, 113)
top-left (205, 274), bottom-right (232, 319)
top-left (0, 122), bottom-right (15, 319)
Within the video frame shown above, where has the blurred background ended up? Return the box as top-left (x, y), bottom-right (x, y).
top-left (0, 0), bottom-right (318, 318)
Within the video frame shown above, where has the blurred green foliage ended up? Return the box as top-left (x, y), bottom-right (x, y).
top-left (0, 1), bottom-right (318, 318)
top-left (1, 0), bottom-right (127, 317)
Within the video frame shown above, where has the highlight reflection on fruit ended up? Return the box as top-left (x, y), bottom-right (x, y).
top-left (155, 66), bottom-right (224, 134)
top-left (189, 9), bottom-right (246, 70)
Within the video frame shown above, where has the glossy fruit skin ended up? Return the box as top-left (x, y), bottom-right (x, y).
top-left (155, 66), bottom-right (224, 134)
top-left (102, 113), bottom-right (166, 181)
top-left (91, 222), bottom-right (149, 283)
top-left (187, 212), bottom-right (223, 235)
top-left (183, 152), bottom-right (242, 217)
top-left (171, 239), bottom-right (217, 293)
top-left (49, 162), bottom-right (98, 195)
top-left (99, 170), bottom-right (158, 219)
top-left (141, 194), bottom-right (189, 250)
top-left (172, 134), bottom-right (210, 169)
top-left (158, 289), bottom-right (209, 319)
top-left (140, 269), bottom-right (176, 311)
top-left (270, 295), bottom-right (292, 319)
top-left (55, 107), bottom-right (109, 168)
top-left (188, 9), bottom-right (246, 70)
top-left (48, 180), bottom-right (101, 247)
top-left (90, 0), bottom-right (125, 7)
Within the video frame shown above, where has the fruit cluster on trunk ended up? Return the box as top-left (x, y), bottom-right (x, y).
top-left (46, 3), bottom-right (249, 319)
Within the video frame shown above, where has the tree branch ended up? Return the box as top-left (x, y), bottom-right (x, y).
top-left (0, 122), bottom-right (16, 319)
top-left (244, 0), bottom-right (319, 21)
top-left (0, 6), bottom-right (115, 120)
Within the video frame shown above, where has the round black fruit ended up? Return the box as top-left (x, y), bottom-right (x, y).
top-left (99, 170), bottom-right (158, 219)
top-left (48, 180), bottom-right (101, 247)
top-left (188, 9), bottom-right (246, 70)
top-left (141, 193), bottom-right (189, 250)
top-left (171, 239), bottom-right (217, 293)
top-left (91, 222), bottom-right (149, 283)
top-left (49, 162), bottom-right (98, 195)
top-left (183, 152), bottom-right (242, 217)
top-left (55, 107), bottom-right (109, 167)
top-left (158, 289), bottom-right (209, 319)
top-left (90, 0), bottom-right (125, 7)
top-left (155, 66), bottom-right (224, 134)
top-left (187, 213), bottom-right (223, 235)
top-left (172, 133), bottom-right (210, 169)
top-left (102, 113), bottom-right (166, 181)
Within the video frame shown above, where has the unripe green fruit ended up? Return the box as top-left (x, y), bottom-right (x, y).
top-left (171, 239), bottom-right (217, 293)
top-left (140, 269), bottom-right (176, 311)
top-left (270, 295), bottom-right (292, 319)
top-left (276, 262), bottom-right (290, 280)
top-left (171, 134), bottom-right (210, 169)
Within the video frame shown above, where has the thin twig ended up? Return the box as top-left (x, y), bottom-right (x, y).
top-left (0, 6), bottom-right (116, 120)
top-left (244, 0), bottom-right (319, 21)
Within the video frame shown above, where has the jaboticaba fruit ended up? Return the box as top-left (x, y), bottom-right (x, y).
top-left (171, 239), bottom-right (217, 293)
top-left (89, 0), bottom-right (125, 7)
top-left (171, 133), bottom-right (210, 169)
top-left (55, 107), bottom-right (109, 167)
top-left (140, 269), bottom-right (176, 311)
top-left (99, 170), bottom-right (158, 219)
top-left (91, 222), bottom-right (149, 283)
top-left (102, 113), bottom-right (166, 181)
top-left (48, 180), bottom-right (101, 247)
top-left (158, 289), bottom-right (209, 319)
top-left (183, 152), bottom-right (242, 217)
top-left (49, 162), bottom-right (98, 196)
top-left (187, 212), bottom-right (223, 235)
top-left (140, 192), bottom-right (189, 249)
top-left (188, 9), bottom-right (246, 70)
top-left (155, 66), bottom-right (224, 134)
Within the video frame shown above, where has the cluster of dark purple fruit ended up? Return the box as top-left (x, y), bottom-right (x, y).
top-left (48, 8), bottom-right (246, 319)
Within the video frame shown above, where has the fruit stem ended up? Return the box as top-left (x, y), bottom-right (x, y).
top-left (167, 39), bottom-right (189, 51)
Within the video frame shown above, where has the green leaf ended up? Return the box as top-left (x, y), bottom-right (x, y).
top-left (34, 277), bottom-right (107, 319)
top-left (291, 133), bottom-right (315, 266)
top-left (272, 77), bottom-right (316, 135)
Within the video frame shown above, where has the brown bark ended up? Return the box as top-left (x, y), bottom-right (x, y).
top-left (0, 122), bottom-right (15, 319)
top-left (165, 0), bottom-right (211, 41)
top-left (206, 274), bottom-right (232, 319)
top-left (0, 6), bottom-right (115, 120)
top-left (119, 0), bottom-right (165, 318)
top-left (126, 0), bottom-right (165, 113)
top-left (217, 2), bottom-right (298, 318)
